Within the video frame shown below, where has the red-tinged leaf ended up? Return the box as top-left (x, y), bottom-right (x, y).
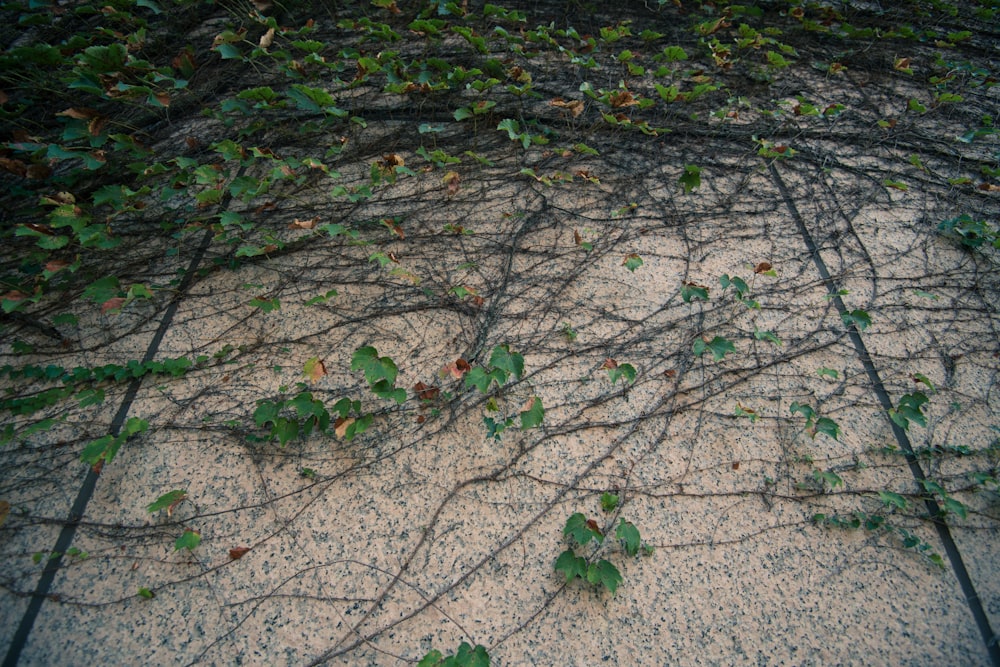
top-left (586, 518), bottom-right (603, 536)
top-left (289, 217), bottom-right (319, 230)
top-left (754, 261), bottom-right (772, 274)
top-left (45, 260), bottom-right (70, 273)
top-left (413, 382), bottom-right (439, 401)
top-left (416, 414), bottom-right (426, 424)
top-left (3, 290), bottom-right (28, 303)
top-left (185, 137), bottom-right (200, 150)
top-left (601, 358), bottom-right (618, 370)
top-left (664, 369), bottom-right (677, 378)
top-left (153, 92), bottom-right (171, 107)
top-left (229, 547), bottom-right (250, 560)
top-left (732, 461), bottom-right (740, 470)
top-left (101, 297), bottom-right (126, 313)
top-left (471, 295), bottom-right (484, 307)
top-left (441, 358), bottom-right (471, 380)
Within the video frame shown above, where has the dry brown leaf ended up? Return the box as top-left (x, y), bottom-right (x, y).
top-left (574, 229), bottom-right (583, 246)
top-left (259, 27), bottom-right (275, 48)
top-left (413, 382), bottom-right (439, 401)
top-left (45, 260), bottom-right (70, 273)
top-left (894, 57), bottom-right (911, 71)
top-left (229, 547), bottom-right (251, 560)
top-left (0, 158), bottom-right (27, 177)
top-left (754, 261), bottom-right (773, 274)
top-left (601, 358), bottom-right (618, 370)
top-left (57, 107), bottom-right (99, 120)
top-left (443, 170), bottom-right (461, 195)
top-left (0, 500), bottom-right (9, 528)
top-left (289, 217), bottom-right (319, 230)
top-left (88, 116), bottom-right (108, 137)
top-left (550, 97), bottom-right (584, 117)
top-left (609, 90), bottom-right (637, 108)
top-left (334, 417), bottom-right (355, 439)
top-left (26, 163), bottom-right (52, 179)
top-left (978, 183), bottom-right (1000, 192)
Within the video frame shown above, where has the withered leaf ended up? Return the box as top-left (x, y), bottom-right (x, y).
top-left (289, 217), bottom-right (319, 230)
top-left (754, 261), bottom-right (772, 274)
top-left (57, 107), bottom-right (99, 120)
top-left (601, 358), bottom-right (618, 370)
top-left (441, 358), bottom-right (471, 380)
top-left (334, 417), bottom-right (355, 439)
top-left (101, 297), bottom-right (126, 314)
top-left (609, 90), bottom-right (637, 108)
top-left (229, 547), bottom-right (251, 560)
top-left (259, 27), bottom-right (275, 48)
top-left (550, 97), bottom-right (584, 117)
top-left (443, 170), bottom-right (460, 195)
top-left (413, 382), bottom-right (439, 401)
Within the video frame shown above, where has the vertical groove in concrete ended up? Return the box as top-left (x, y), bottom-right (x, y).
top-left (769, 162), bottom-right (1000, 667)
top-left (2, 227), bottom-right (215, 667)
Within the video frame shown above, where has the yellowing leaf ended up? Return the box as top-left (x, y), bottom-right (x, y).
top-left (304, 356), bottom-right (327, 382)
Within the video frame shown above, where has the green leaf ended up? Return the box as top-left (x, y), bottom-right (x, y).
top-left (942, 497), bottom-right (968, 519)
top-left (813, 417), bottom-right (840, 441)
top-left (817, 367), bottom-right (838, 380)
top-left (680, 282), bottom-right (709, 303)
top-left (146, 490), bottom-right (187, 514)
top-left (563, 512), bottom-right (603, 546)
top-left (80, 434), bottom-right (114, 465)
top-left (351, 346), bottom-right (398, 387)
top-left (790, 402), bottom-right (816, 426)
top-left (249, 297), bottom-right (281, 313)
top-left (878, 491), bottom-right (908, 510)
top-left (554, 549), bottom-right (588, 582)
top-left (623, 254), bottom-right (643, 272)
top-left (841, 309), bottom-right (871, 331)
top-left (489, 344), bottom-right (524, 381)
top-left (137, 587), bottom-right (155, 599)
top-left (607, 363), bottom-right (636, 386)
top-left (272, 417), bottom-right (300, 446)
top-left (753, 329), bottom-right (782, 346)
top-left (678, 164), bottom-right (701, 193)
top-left (586, 559), bottom-right (623, 594)
top-left (615, 519), bottom-right (641, 557)
top-left (889, 392), bottom-right (928, 431)
top-left (692, 336), bottom-right (735, 361)
top-left (174, 529), bottom-right (201, 551)
top-left (83, 276), bottom-right (122, 303)
top-left (520, 396), bottom-right (544, 429)
top-left (600, 492), bottom-right (619, 512)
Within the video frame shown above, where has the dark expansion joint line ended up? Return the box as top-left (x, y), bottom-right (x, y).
top-left (2, 226), bottom-right (216, 667)
top-left (769, 162), bottom-right (1000, 667)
